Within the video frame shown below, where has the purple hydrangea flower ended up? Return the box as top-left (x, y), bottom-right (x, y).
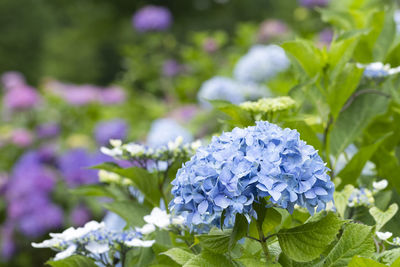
top-left (58, 149), bottom-right (100, 187)
top-left (298, 0), bottom-right (329, 7)
top-left (132, 5), bottom-right (172, 32)
top-left (3, 85), bottom-right (40, 111)
top-left (4, 151), bottom-right (62, 238)
top-left (258, 19), bottom-right (289, 43)
top-left (319, 28), bottom-right (333, 46)
top-left (94, 119), bottom-right (128, 146)
top-left (11, 128), bottom-right (33, 147)
top-left (99, 86), bottom-right (126, 105)
top-left (70, 205), bottom-right (91, 227)
top-left (170, 121), bottom-right (333, 231)
top-left (0, 223), bottom-right (15, 259)
top-left (162, 59), bottom-right (182, 77)
top-left (36, 123), bottom-right (60, 139)
top-left (1, 71), bottom-right (26, 91)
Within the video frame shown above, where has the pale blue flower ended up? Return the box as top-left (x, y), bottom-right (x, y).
top-left (147, 118), bottom-right (193, 147)
top-left (233, 45), bottom-right (290, 83)
top-left (170, 121), bottom-right (333, 232)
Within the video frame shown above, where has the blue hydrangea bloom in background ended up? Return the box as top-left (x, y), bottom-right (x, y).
top-left (233, 45), bottom-right (290, 84)
top-left (197, 76), bottom-right (245, 108)
top-left (298, 0), bottom-right (330, 8)
top-left (170, 121), bottom-right (333, 231)
top-left (132, 5), bottom-right (172, 32)
top-left (94, 119), bottom-right (128, 146)
top-left (147, 118), bottom-right (193, 147)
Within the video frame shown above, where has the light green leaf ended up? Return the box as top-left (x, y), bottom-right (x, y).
top-left (94, 163), bottom-right (162, 207)
top-left (348, 256), bottom-right (386, 267)
top-left (282, 40), bottom-right (324, 77)
top-left (46, 255), bottom-right (97, 267)
top-left (103, 200), bottom-right (150, 227)
top-left (70, 184), bottom-right (119, 199)
top-left (319, 223), bottom-right (374, 267)
top-left (277, 212), bottom-right (343, 262)
top-left (329, 92), bottom-right (389, 158)
top-left (378, 248), bottom-right (400, 265)
top-left (369, 203), bottom-right (399, 231)
top-left (327, 64), bottom-right (364, 119)
top-left (196, 234), bottom-right (230, 254)
top-left (162, 248), bottom-right (195, 265)
top-left (333, 185), bottom-right (355, 218)
top-left (183, 250), bottom-right (234, 267)
top-left (336, 134), bottom-right (389, 187)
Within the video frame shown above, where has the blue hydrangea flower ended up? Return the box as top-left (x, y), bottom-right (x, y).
top-left (358, 62), bottom-right (400, 78)
top-left (94, 119), bottom-right (128, 146)
top-left (197, 77), bottom-right (269, 109)
top-left (298, 0), bottom-right (329, 8)
top-left (233, 45), bottom-right (290, 84)
top-left (147, 118), bottom-right (193, 147)
top-left (170, 121), bottom-right (333, 231)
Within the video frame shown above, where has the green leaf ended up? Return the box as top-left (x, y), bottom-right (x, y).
top-left (336, 134), bottom-right (389, 187)
top-left (348, 256), bottom-right (386, 267)
top-left (277, 212), bottom-right (343, 262)
top-left (262, 207), bottom-right (283, 235)
top-left (369, 203), bottom-right (399, 231)
top-left (46, 255), bottom-right (97, 267)
top-left (210, 100), bottom-right (253, 127)
top-left (282, 40), bottom-right (324, 77)
top-left (94, 163), bottom-right (162, 207)
top-left (183, 250), bottom-right (234, 267)
top-left (378, 248), bottom-right (400, 265)
top-left (162, 248), bottom-right (195, 265)
top-left (333, 185), bottom-right (354, 218)
top-left (103, 200), bottom-right (150, 227)
top-left (327, 64), bottom-right (364, 119)
top-left (70, 184), bottom-right (118, 199)
top-left (319, 223), bottom-right (374, 267)
top-left (196, 233), bottom-right (230, 254)
top-left (229, 214), bottom-right (248, 250)
top-left (329, 92), bottom-right (389, 157)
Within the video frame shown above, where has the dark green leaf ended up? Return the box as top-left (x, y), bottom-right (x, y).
top-left (46, 255), bottom-right (97, 267)
top-left (229, 214), bottom-right (248, 250)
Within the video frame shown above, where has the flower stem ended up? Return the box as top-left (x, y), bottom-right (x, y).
top-left (256, 221), bottom-right (270, 261)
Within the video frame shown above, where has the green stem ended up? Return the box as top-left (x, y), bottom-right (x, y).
top-left (256, 222), bottom-right (270, 261)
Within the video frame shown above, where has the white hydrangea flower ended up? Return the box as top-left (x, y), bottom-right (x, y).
top-left (144, 208), bottom-right (171, 229)
top-left (373, 179), bottom-right (388, 191)
top-left (31, 238), bottom-right (63, 248)
top-left (357, 62), bottom-right (400, 78)
top-left (124, 239), bottom-right (155, 247)
top-left (85, 241), bottom-right (110, 254)
top-left (100, 146), bottom-right (123, 157)
top-left (136, 223), bottom-right (156, 235)
top-left (376, 231), bottom-right (393, 240)
top-left (54, 244), bottom-right (77, 261)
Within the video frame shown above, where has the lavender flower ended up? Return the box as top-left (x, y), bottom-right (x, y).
top-left (0, 223), bottom-right (15, 259)
top-left (257, 19), bottom-right (289, 43)
top-left (147, 118), bottom-right (193, 148)
top-left (3, 85), bottom-right (40, 111)
top-left (298, 0), bottom-right (329, 8)
top-left (70, 206), bottom-right (91, 227)
top-left (1, 71), bottom-right (26, 91)
top-left (11, 128), bottom-right (33, 147)
top-left (58, 149), bottom-right (100, 187)
top-left (162, 59), bottom-right (182, 77)
top-left (132, 5), bottom-right (172, 32)
top-left (319, 28), bottom-right (333, 46)
top-left (36, 123), bottom-right (60, 139)
top-left (234, 45), bottom-right (290, 84)
top-left (99, 86), bottom-right (126, 105)
top-left (94, 119), bottom-right (128, 146)
top-left (169, 121), bottom-right (333, 231)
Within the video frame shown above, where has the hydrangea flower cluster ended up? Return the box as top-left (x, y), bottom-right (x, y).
top-left (32, 221), bottom-right (154, 263)
top-left (197, 76), bottom-right (270, 108)
top-left (357, 62), bottom-right (400, 78)
top-left (298, 0), bottom-right (330, 8)
top-left (94, 119), bottom-right (128, 146)
top-left (257, 19), bottom-right (289, 43)
top-left (240, 96), bottom-right (296, 114)
top-left (147, 118), bottom-right (193, 148)
top-left (233, 45), bottom-right (290, 84)
top-left (132, 5), bottom-right (172, 32)
top-left (44, 80), bottom-right (125, 106)
top-left (101, 137), bottom-right (202, 171)
top-left (1, 71), bottom-right (40, 112)
top-left (348, 188), bottom-right (374, 207)
top-left (170, 121), bottom-right (334, 231)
